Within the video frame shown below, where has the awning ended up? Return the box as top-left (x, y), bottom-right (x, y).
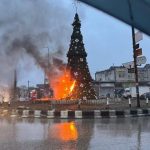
top-left (78, 0), bottom-right (150, 36)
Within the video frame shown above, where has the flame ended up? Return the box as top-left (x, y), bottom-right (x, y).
top-left (49, 122), bottom-right (78, 141)
top-left (50, 69), bottom-right (76, 100)
top-left (70, 80), bottom-right (76, 94)
top-left (36, 97), bottom-right (50, 101)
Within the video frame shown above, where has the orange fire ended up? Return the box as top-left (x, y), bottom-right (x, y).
top-left (69, 80), bottom-right (76, 94)
top-left (50, 69), bottom-right (76, 100)
top-left (36, 97), bottom-right (50, 101)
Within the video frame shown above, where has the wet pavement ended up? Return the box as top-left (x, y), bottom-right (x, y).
top-left (0, 117), bottom-right (150, 150)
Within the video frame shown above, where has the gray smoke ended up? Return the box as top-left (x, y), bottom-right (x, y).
top-left (0, 0), bottom-right (74, 87)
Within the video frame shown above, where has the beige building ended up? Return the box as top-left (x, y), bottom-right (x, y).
top-left (95, 64), bottom-right (150, 98)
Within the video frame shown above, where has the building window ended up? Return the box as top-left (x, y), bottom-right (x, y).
top-left (118, 71), bottom-right (125, 78)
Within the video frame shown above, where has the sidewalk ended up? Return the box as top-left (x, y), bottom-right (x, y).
top-left (0, 99), bottom-right (149, 111)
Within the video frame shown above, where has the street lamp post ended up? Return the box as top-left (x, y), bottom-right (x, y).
top-left (43, 47), bottom-right (50, 98)
top-left (44, 47), bottom-right (50, 85)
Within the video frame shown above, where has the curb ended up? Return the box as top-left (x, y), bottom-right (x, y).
top-left (0, 108), bottom-right (149, 119)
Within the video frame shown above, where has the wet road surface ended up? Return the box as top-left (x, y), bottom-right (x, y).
top-left (0, 117), bottom-right (150, 150)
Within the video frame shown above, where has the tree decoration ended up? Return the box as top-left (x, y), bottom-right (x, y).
top-left (67, 13), bottom-right (97, 100)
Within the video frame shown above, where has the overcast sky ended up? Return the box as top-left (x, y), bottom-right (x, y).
top-left (17, 0), bottom-right (150, 86)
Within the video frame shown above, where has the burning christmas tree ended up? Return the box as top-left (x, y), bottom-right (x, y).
top-left (67, 13), bottom-right (97, 100)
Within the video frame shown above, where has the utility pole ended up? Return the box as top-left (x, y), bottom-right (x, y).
top-left (28, 80), bottom-right (30, 100)
top-left (128, 0), bottom-right (140, 107)
top-left (13, 69), bottom-right (17, 102)
top-left (132, 26), bottom-right (140, 107)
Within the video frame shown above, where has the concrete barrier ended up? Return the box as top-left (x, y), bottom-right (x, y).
top-left (148, 108), bottom-right (150, 114)
top-left (115, 110), bottom-right (125, 117)
top-left (22, 110), bottom-right (29, 118)
top-left (94, 110), bottom-right (101, 118)
top-left (124, 109), bottom-right (130, 117)
top-left (109, 110), bottom-right (116, 118)
top-left (3, 109), bottom-right (8, 114)
top-left (0, 109), bottom-right (9, 117)
top-left (11, 109), bottom-right (17, 117)
top-left (34, 110), bottom-right (41, 118)
top-left (61, 110), bottom-right (68, 119)
top-left (75, 110), bottom-right (82, 119)
top-left (1, 108), bottom-right (150, 119)
top-left (137, 109), bottom-right (143, 116)
top-left (82, 111), bottom-right (94, 118)
top-left (47, 110), bottom-right (54, 118)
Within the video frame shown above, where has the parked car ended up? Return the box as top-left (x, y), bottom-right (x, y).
top-left (123, 86), bottom-right (150, 99)
top-left (140, 92), bottom-right (150, 100)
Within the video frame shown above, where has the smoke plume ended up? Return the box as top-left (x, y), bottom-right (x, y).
top-left (0, 0), bottom-right (73, 87)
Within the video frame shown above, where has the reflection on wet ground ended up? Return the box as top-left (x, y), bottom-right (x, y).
top-left (0, 117), bottom-right (150, 150)
top-left (49, 121), bottom-right (78, 142)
